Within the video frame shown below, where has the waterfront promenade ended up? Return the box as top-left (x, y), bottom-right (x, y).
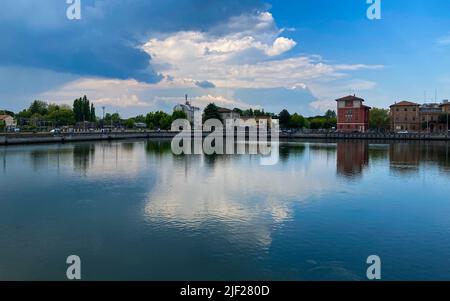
top-left (1, 130), bottom-right (450, 145)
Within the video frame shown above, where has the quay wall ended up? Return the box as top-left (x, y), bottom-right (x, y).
top-left (1, 131), bottom-right (450, 146)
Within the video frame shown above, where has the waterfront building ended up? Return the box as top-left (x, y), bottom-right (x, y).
top-left (440, 100), bottom-right (450, 113)
top-left (336, 141), bottom-right (369, 178)
top-left (390, 101), bottom-right (421, 132)
top-left (217, 107), bottom-right (241, 122)
top-left (336, 95), bottom-right (370, 133)
top-left (240, 116), bottom-right (273, 128)
top-left (0, 114), bottom-right (16, 129)
top-left (174, 95), bottom-right (200, 124)
top-left (420, 103), bottom-right (444, 133)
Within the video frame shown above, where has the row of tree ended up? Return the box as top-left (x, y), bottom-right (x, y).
top-left (15, 96), bottom-right (96, 129)
top-left (73, 96), bottom-right (96, 122)
top-left (275, 109), bottom-right (338, 129)
top-left (8, 98), bottom-right (394, 131)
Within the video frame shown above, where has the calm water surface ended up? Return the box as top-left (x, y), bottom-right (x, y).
top-left (1, 139), bottom-right (450, 280)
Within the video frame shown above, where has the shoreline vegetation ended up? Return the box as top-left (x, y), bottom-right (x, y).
top-left (2, 96), bottom-right (386, 133)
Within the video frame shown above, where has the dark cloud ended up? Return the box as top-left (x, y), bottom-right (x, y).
top-left (0, 0), bottom-right (265, 83)
top-left (195, 80), bottom-right (216, 89)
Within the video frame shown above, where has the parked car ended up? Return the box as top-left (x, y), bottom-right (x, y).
top-left (397, 130), bottom-right (409, 135)
top-left (50, 128), bottom-right (61, 134)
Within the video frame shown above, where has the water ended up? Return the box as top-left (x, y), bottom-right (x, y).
top-left (1, 139), bottom-right (450, 280)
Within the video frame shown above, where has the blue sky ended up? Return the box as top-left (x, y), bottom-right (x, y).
top-left (1, 0), bottom-right (450, 117)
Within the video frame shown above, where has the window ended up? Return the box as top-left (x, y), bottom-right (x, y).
top-left (345, 110), bottom-right (353, 121)
top-left (404, 108), bottom-right (408, 112)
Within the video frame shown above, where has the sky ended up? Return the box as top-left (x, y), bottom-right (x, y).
top-left (1, 0), bottom-right (450, 117)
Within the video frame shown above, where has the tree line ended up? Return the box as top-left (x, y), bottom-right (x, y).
top-left (6, 98), bottom-right (393, 131)
top-left (14, 96), bottom-right (96, 130)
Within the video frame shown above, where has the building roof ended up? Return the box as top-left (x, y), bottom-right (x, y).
top-left (217, 107), bottom-right (233, 113)
top-left (390, 101), bottom-right (419, 107)
top-left (0, 114), bottom-right (13, 120)
top-left (241, 116), bottom-right (272, 120)
top-left (335, 95), bottom-right (365, 102)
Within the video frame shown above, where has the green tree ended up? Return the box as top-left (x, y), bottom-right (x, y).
top-left (203, 103), bottom-right (221, 122)
top-left (309, 118), bottom-right (325, 129)
top-left (160, 115), bottom-right (173, 130)
top-left (16, 109), bottom-right (32, 119)
top-left (289, 113), bottom-right (306, 129)
top-left (0, 110), bottom-right (15, 117)
top-left (146, 111), bottom-right (172, 129)
top-left (279, 109), bottom-right (291, 128)
top-left (47, 105), bottom-right (75, 126)
top-left (125, 118), bottom-right (135, 129)
top-left (134, 115), bottom-right (146, 123)
top-left (73, 95), bottom-right (95, 122)
top-left (325, 110), bottom-right (337, 119)
top-left (90, 103), bottom-right (96, 122)
top-left (145, 112), bottom-right (156, 129)
top-left (369, 108), bottom-right (390, 130)
top-left (172, 110), bottom-right (187, 121)
top-left (29, 100), bottom-right (48, 115)
top-left (233, 108), bottom-right (243, 115)
top-left (242, 108), bottom-right (254, 117)
top-left (0, 120), bottom-right (5, 131)
top-left (307, 116), bottom-right (337, 129)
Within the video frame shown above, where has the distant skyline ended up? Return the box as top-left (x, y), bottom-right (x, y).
top-left (1, 0), bottom-right (450, 117)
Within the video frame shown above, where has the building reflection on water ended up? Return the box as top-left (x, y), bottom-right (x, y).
top-left (336, 141), bottom-right (369, 178)
top-left (0, 139), bottom-right (449, 178)
top-left (1, 139), bottom-right (450, 281)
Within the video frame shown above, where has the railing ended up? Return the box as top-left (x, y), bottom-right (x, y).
top-left (1, 130), bottom-right (450, 146)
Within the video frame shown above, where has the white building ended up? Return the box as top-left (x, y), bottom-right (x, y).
top-left (0, 115), bottom-right (16, 129)
top-left (174, 95), bottom-right (200, 124)
top-left (217, 107), bottom-right (241, 130)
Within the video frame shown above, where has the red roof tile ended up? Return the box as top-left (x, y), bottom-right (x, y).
top-left (390, 101), bottom-right (419, 107)
top-left (335, 95), bottom-right (365, 102)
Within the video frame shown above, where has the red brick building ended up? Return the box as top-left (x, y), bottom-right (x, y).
top-left (336, 95), bottom-right (371, 133)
